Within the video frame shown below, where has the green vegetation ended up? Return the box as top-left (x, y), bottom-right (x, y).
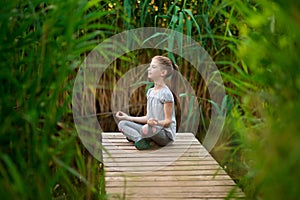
top-left (1, 0), bottom-right (300, 199)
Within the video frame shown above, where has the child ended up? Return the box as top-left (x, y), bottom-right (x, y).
top-left (116, 55), bottom-right (178, 150)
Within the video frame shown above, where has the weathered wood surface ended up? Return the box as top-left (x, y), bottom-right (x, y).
top-left (102, 132), bottom-right (244, 199)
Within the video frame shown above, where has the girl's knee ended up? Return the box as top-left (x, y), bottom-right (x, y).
top-left (118, 120), bottom-right (127, 130)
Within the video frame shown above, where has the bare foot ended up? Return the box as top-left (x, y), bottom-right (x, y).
top-left (142, 124), bottom-right (148, 135)
top-left (142, 125), bottom-right (157, 136)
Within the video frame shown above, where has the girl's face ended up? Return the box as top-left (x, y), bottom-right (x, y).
top-left (148, 59), bottom-right (165, 81)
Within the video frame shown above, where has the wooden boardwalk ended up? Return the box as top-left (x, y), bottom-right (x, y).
top-left (102, 132), bottom-right (244, 200)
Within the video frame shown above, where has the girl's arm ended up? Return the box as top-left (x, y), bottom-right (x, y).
top-left (129, 115), bottom-right (148, 124)
top-left (148, 102), bottom-right (173, 128)
top-left (116, 111), bottom-right (147, 124)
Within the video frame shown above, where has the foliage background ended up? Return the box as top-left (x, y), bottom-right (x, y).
top-left (1, 0), bottom-right (300, 199)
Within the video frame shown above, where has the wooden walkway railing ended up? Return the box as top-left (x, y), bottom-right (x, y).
top-left (102, 132), bottom-right (244, 200)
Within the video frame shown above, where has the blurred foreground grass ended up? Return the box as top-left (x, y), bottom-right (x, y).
top-left (234, 0), bottom-right (300, 199)
top-left (214, 0), bottom-right (300, 199)
top-left (0, 1), bottom-right (109, 199)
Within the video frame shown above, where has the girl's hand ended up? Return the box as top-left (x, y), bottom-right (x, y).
top-left (116, 111), bottom-right (130, 121)
top-left (147, 118), bottom-right (158, 126)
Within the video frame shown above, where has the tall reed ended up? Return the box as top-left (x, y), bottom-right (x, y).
top-left (0, 0), bottom-right (115, 199)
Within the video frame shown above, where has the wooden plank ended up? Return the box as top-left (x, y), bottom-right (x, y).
top-left (102, 132), bottom-right (245, 199)
top-left (103, 156), bottom-right (216, 162)
top-left (105, 179), bottom-right (237, 187)
top-left (103, 152), bottom-right (213, 159)
top-left (106, 187), bottom-right (245, 199)
top-left (105, 170), bottom-right (228, 176)
top-left (103, 148), bottom-right (207, 154)
top-left (102, 141), bottom-right (202, 148)
top-left (105, 175), bottom-right (233, 181)
top-left (105, 166), bottom-right (223, 172)
top-left (105, 160), bottom-right (219, 166)
top-left (107, 192), bottom-right (244, 200)
top-left (106, 186), bottom-right (240, 192)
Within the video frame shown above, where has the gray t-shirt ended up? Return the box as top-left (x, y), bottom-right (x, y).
top-left (146, 85), bottom-right (176, 141)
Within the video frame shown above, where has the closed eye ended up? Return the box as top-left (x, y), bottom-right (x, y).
top-left (150, 64), bottom-right (158, 69)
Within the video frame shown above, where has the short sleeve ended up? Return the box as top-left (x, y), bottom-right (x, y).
top-left (160, 88), bottom-right (174, 103)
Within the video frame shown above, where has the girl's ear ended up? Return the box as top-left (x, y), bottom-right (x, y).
top-left (160, 69), bottom-right (167, 77)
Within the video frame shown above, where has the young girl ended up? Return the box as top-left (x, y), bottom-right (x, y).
top-left (116, 55), bottom-right (178, 150)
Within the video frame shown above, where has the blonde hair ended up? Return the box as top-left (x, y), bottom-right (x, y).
top-left (152, 55), bottom-right (179, 78)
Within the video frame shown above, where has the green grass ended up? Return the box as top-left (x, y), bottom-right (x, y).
top-left (233, 0), bottom-right (300, 199)
top-left (0, 0), bottom-right (111, 199)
